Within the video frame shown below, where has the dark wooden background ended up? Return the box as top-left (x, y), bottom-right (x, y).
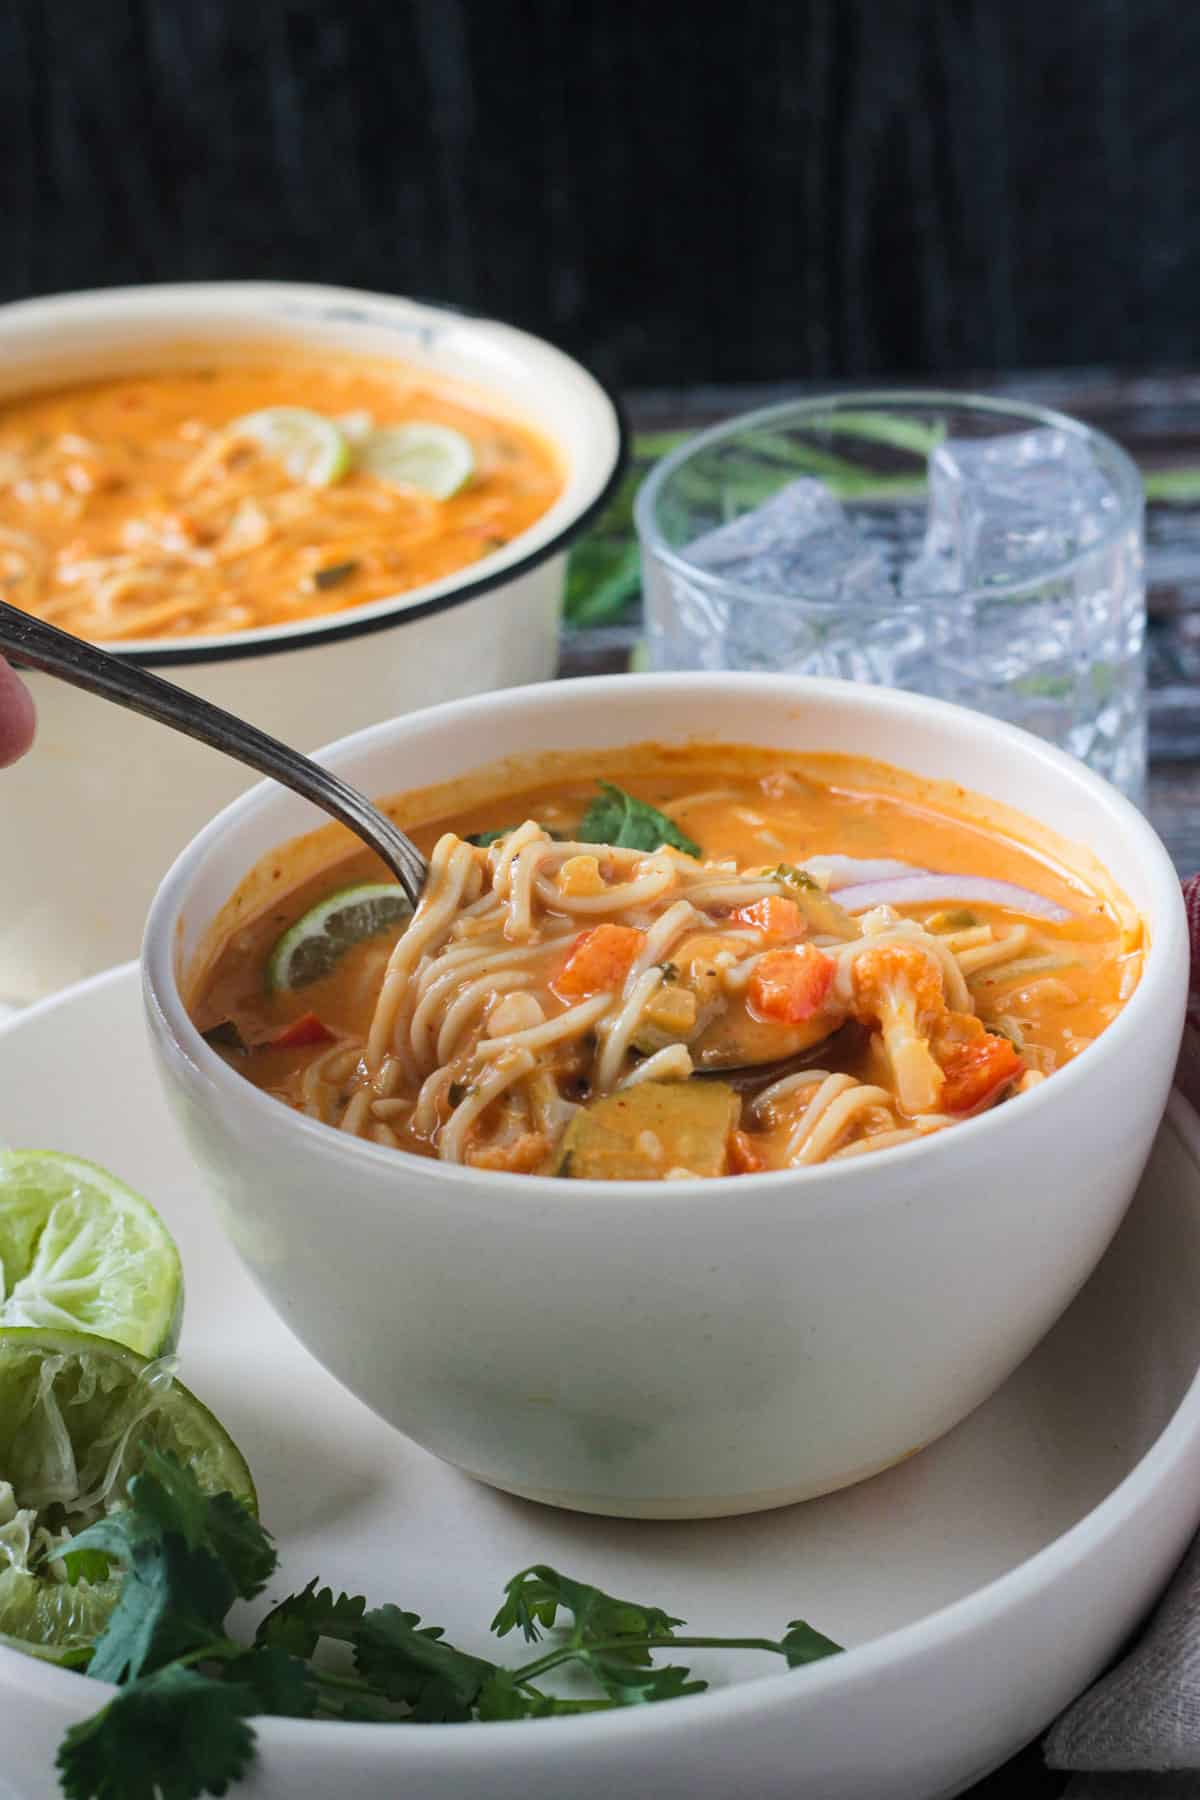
top-left (3, 0), bottom-right (1199, 388)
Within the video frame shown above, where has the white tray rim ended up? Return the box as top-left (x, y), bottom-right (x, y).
top-left (2, 962), bottom-right (1199, 1766)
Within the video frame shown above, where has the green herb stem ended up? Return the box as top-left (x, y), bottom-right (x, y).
top-left (510, 1633), bottom-right (796, 1686)
top-left (312, 1668), bottom-right (376, 1696)
top-left (173, 1640), bottom-right (245, 1670)
top-left (53, 1458), bottom-right (842, 1799)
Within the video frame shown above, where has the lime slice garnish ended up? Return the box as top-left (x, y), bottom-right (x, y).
top-left (0, 1152), bottom-right (183, 1359)
top-left (358, 423), bottom-right (475, 499)
top-left (0, 1327), bottom-right (255, 1662)
top-left (335, 409), bottom-right (375, 445)
top-left (232, 406), bottom-right (351, 486)
top-left (267, 881), bottom-right (413, 992)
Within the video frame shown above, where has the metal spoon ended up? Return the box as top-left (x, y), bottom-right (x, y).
top-left (0, 601), bottom-right (429, 909)
top-left (0, 602), bottom-right (852, 1079)
top-left (693, 1023), bottom-right (868, 1090)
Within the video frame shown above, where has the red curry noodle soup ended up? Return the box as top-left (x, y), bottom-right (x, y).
top-left (189, 747), bottom-right (1143, 1179)
top-left (0, 351), bottom-right (563, 641)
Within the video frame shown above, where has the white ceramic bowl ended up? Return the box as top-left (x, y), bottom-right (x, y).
top-left (143, 674), bottom-right (1188, 1520)
top-left (0, 281), bottom-right (624, 1001)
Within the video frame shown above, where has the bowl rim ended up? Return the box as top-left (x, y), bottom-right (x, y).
top-left (0, 280), bottom-right (629, 668)
top-left (142, 671), bottom-right (1188, 1212)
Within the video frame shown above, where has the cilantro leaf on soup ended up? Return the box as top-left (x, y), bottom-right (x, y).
top-left (578, 784), bottom-right (700, 858)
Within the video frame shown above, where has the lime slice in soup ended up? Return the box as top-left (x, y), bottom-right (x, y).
top-left (0, 1152), bottom-right (183, 1359)
top-left (335, 409), bottom-right (375, 444)
top-left (358, 423), bottom-right (476, 499)
top-left (232, 406), bottom-right (351, 486)
top-left (0, 1328), bottom-right (255, 1662)
top-left (268, 881), bottom-right (413, 992)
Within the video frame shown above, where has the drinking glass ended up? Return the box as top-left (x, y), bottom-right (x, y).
top-left (634, 393), bottom-right (1146, 800)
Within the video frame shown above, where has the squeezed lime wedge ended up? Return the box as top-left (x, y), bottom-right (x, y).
top-left (232, 406), bottom-right (351, 486)
top-left (267, 881), bottom-right (413, 992)
top-left (0, 1152), bottom-right (182, 1359)
top-left (0, 1546), bottom-right (119, 1666)
top-left (0, 1328), bottom-right (255, 1662)
top-left (358, 423), bottom-right (475, 498)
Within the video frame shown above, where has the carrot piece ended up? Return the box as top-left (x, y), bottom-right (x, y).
top-left (939, 1033), bottom-right (1023, 1113)
top-left (747, 945), bottom-right (835, 1023)
top-left (269, 1011), bottom-right (335, 1049)
top-left (729, 1128), bottom-right (766, 1174)
top-left (732, 896), bottom-right (806, 940)
top-left (553, 923), bottom-right (647, 999)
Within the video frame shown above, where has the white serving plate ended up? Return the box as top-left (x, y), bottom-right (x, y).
top-left (143, 673), bottom-right (1187, 1520)
top-left (3, 965), bottom-right (1200, 1800)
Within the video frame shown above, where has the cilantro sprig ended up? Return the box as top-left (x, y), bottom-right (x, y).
top-left (55, 1455), bottom-right (841, 1800)
top-left (467, 784), bottom-right (700, 858)
top-left (578, 782), bottom-right (700, 857)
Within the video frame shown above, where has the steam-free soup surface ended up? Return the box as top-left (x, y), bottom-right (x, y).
top-left (191, 752), bottom-right (1141, 1179)
top-left (0, 354), bottom-right (562, 641)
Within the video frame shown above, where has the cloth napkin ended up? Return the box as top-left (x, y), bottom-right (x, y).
top-left (1040, 878), bottom-right (1200, 1797)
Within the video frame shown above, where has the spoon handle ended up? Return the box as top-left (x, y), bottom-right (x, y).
top-left (0, 601), bottom-right (427, 908)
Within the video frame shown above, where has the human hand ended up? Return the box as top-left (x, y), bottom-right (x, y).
top-left (0, 657), bottom-right (35, 767)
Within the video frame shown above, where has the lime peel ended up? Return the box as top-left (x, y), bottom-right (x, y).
top-left (358, 422), bottom-right (476, 499)
top-left (0, 1328), bottom-right (255, 1661)
top-left (267, 881), bottom-right (413, 992)
top-left (232, 406), bottom-right (351, 487)
top-left (0, 1152), bottom-right (183, 1359)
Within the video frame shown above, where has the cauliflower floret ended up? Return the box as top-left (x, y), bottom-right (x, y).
top-left (850, 943), bottom-right (947, 1115)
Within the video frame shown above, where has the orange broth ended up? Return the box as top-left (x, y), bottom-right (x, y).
top-left (188, 749), bottom-right (1142, 1177)
top-left (0, 353), bottom-right (563, 640)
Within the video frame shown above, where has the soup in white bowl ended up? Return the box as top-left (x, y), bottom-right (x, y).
top-left (187, 744), bottom-right (1142, 1179)
top-left (144, 674), bottom-right (1186, 1518)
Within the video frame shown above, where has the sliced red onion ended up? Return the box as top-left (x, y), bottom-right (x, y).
top-left (803, 855), bottom-right (927, 889)
top-left (833, 873), bottom-right (1073, 922)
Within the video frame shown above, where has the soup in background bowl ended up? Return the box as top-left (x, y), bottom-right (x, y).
top-left (143, 674), bottom-right (1187, 1518)
top-left (0, 352), bottom-right (564, 642)
top-left (0, 283), bottom-right (622, 1000)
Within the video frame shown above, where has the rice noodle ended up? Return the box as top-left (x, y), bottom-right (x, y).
top-left (439, 1051), bottom-right (537, 1162)
top-left (252, 797), bottom-right (1083, 1172)
top-left (620, 1045), bottom-right (694, 1087)
top-left (475, 993), bottom-right (611, 1062)
top-left (594, 968), bottom-right (665, 1093)
top-left (956, 927), bottom-right (1031, 976)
